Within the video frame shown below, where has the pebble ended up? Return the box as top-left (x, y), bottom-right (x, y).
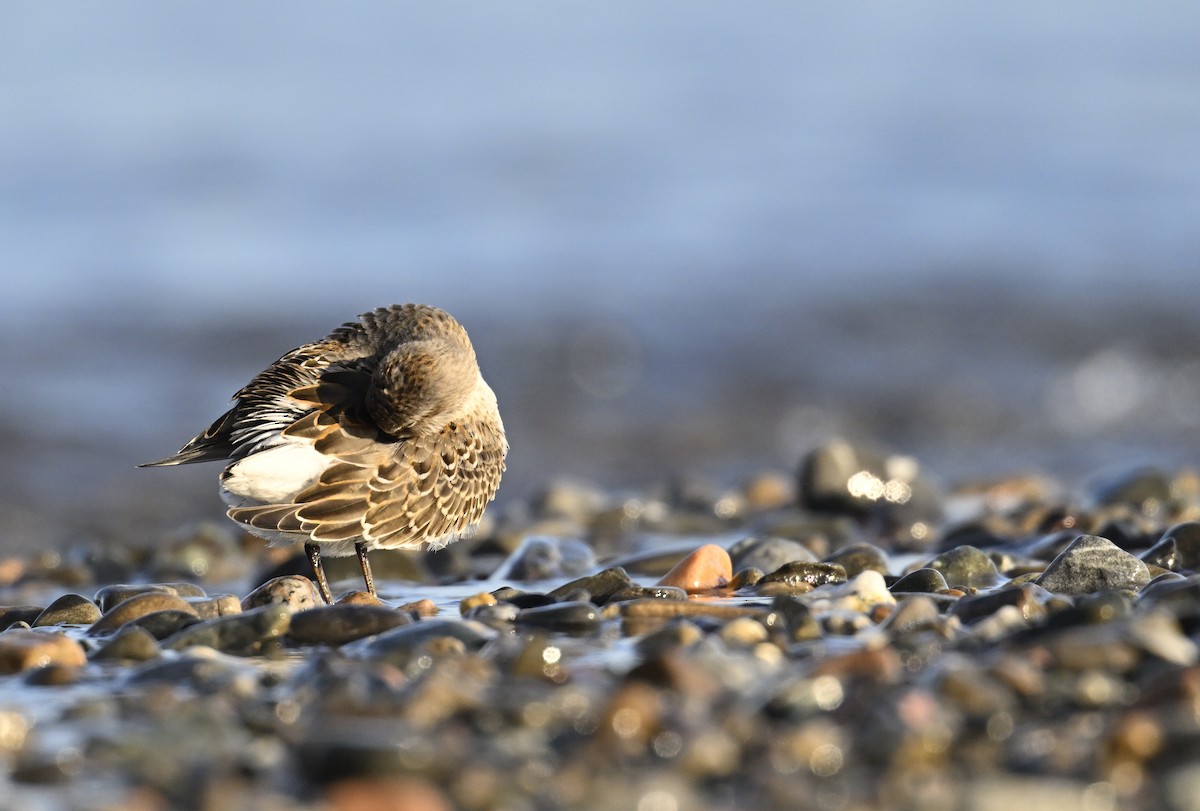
top-left (758, 561), bottom-right (847, 591)
top-left (241, 575), bottom-right (323, 613)
top-left (163, 603), bottom-right (293, 653)
top-left (0, 629), bottom-right (87, 674)
top-left (88, 592), bottom-right (200, 635)
top-left (1036, 534), bottom-right (1152, 595)
top-left (90, 626), bottom-right (162, 663)
top-left (94, 582), bottom-right (208, 613)
top-left (549, 567), bottom-right (635, 604)
top-left (288, 605), bottom-right (414, 646)
top-left (654, 544), bottom-right (733, 592)
top-left (31, 594), bottom-right (102, 627)
top-left (515, 601), bottom-right (602, 633)
top-left (1141, 521), bottom-right (1200, 572)
top-left (727, 536), bottom-right (816, 574)
top-left (489, 535), bottom-right (597, 581)
top-left (351, 619), bottom-right (492, 669)
top-left (0, 606), bottom-right (44, 631)
top-left (925, 545), bottom-right (1005, 590)
top-left (890, 567), bottom-right (950, 593)
top-left (823, 543), bottom-right (890, 577)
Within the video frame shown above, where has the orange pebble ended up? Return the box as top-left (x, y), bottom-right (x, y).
top-left (655, 544), bottom-right (733, 593)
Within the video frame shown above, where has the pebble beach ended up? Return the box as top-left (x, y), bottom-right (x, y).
top-left (4, 440), bottom-right (1200, 811)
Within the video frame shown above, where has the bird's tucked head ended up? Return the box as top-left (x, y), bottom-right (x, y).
top-left (366, 337), bottom-right (480, 437)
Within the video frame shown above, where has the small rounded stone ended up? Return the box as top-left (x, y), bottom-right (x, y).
top-left (32, 594), bottom-right (102, 627)
top-left (655, 545), bottom-right (733, 592)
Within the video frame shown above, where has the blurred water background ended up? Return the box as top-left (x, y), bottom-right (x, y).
top-left (2, 2), bottom-right (1199, 552)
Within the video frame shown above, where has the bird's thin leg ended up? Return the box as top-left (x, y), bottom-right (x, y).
top-left (355, 541), bottom-right (377, 597)
top-left (306, 542), bottom-right (334, 604)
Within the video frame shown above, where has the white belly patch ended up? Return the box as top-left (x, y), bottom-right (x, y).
top-left (220, 441), bottom-right (331, 506)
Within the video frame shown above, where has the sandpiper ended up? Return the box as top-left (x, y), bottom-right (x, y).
top-left (142, 304), bottom-right (507, 603)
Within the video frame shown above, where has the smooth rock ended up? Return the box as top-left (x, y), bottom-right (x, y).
top-left (797, 440), bottom-right (943, 531)
top-left (952, 584), bottom-right (1049, 624)
top-left (489, 535), bottom-right (596, 581)
top-left (32, 594), bottom-right (102, 627)
top-left (823, 543), bottom-right (890, 578)
top-left (890, 568), bottom-right (949, 594)
top-left (883, 595), bottom-right (945, 636)
top-left (0, 629), bottom-right (87, 674)
top-left (163, 603), bottom-right (292, 653)
top-left (820, 571), bottom-right (896, 613)
top-left (655, 544), bottom-right (733, 592)
top-left (926, 545), bottom-right (1004, 590)
top-left (123, 610), bottom-right (204, 641)
top-left (89, 593), bottom-right (200, 635)
top-left (1036, 535), bottom-right (1152, 595)
top-left (94, 583), bottom-right (208, 613)
top-left (185, 594), bottom-right (243, 619)
top-left (728, 536), bottom-right (816, 574)
top-left (1089, 466), bottom-right (1173, 511)
top-left (759, 561), bottom-right (846, 589)
top-left (90, 626), bottom-right (161, 663)
top-left (515, 601), bottom-right (602, 632)
top-left (1142, 522), bottom-right (1200, 572)
top-left (549, 567), bottom-right (635, 604)
top-left (288, 605), bottom-right (413, 646)
top-left (242, 575), bottom-right (323, 613)
top-left (764, 596), bottom-right (822, 642)
top-left (351, 619), bottom-right (492, 668)
top-left (0, 607), bottom-right (44, 631)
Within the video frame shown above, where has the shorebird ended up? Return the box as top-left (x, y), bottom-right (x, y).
top-left (142, 304), bottom-right (507, 603)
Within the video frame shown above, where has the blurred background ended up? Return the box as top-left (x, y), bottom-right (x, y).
top-left (2, 2), bottom-right (1199, 551)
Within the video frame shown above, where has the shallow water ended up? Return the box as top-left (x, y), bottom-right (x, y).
top-left (2, 3), bottom-right (1200, 550)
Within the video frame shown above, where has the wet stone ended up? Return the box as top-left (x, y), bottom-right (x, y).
top-left (0, 629), bottom-right (87, 675)
top-left (288, 604), bottom-right (413, 646)
top-left (490, 535), bottom-right (596, 581)
top-left (89, 626), bottom-right (161, 663)
top-left (926, 545), bottom-right (1004, 590)
top-left (882, 595), bottom-right (944, 637)
top-left (952, 584), bottom-right (1050, 625)
top-left (890, 568), bottom-right (949, 594)
top-left (123, 610), bottom-right (204, 641)
top-left (0, 606), bottom-right (44, 631)
top-left (764, 596), bottom-right (822, 642)
top-left (163, 603), bottom-right (292, 654)
top-left (185, 594), bottom-right (242, 619)
top-left (635, 619), bottom-right (705, 657)
top-left (727, 568), bottom-right (764, 590)
top-left (759, 561), bottom-right (847, 590)
top-left (459, 591), bottom-right (496, 615)
top-left (728, 536), bottom-right (816, 574)
top-left (241, 575), bottom-right (323, 613)
top-left (655, 544), bottom-right (733, 592)
top-left (94, 582), bottom-right (208, 613)
top-left (351, 619), bottom-right (492, 668)
top-left (549, 567), bottom-right (635, 604)
top-left (1142, 522), bottom-right (1200, 572)
top-left (797, 440), bottom-right (943, 531)
top-left (1036, 534), bottom-right (1152, 595)
top-left (609, 585), bottom-right (689, 603)
top-left (823, 543), bottom-right (890, 578)
top-left (31, 594), bottom-right (102, 627)
top-left (515, 601), bottom-right (602, 633)
top-left (1090, 466), bottom-right (1173, 511)
top-left (89, 592), bottom-right (200, 635)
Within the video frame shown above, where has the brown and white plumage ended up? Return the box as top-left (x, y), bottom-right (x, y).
top-left (142, 304), bottom-right (507, 602)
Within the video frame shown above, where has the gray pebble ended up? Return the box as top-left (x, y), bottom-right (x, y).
top-left (728, 536), bottom-right (816, 574)
top-left (163, 604), bottom-right (292, 653)
top-left (515, 601), bottom-right (602, 633)
top-left (890, 568), bottom-right (949, 594)
top-left (241, 576), bottom-right (323, 613)
top-left (548, 566), bottom-right (635, 604)
top-left (926, 545), bottom-right (1004, 590)
top-left (90, 626), bottom-right (161, 663)
top-left (1036, 535), bottom-right (1151, 595)
top-left (288, 605), bottom-right (413, 646)
top-left (760, 561), bottom-right (847, 589)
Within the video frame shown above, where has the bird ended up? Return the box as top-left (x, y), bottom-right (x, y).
top-left (141, 304), bottom-right (507, 603)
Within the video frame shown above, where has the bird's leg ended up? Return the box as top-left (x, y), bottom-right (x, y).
top-left (355, 541), bottom-right (377, 597)
top-left (306, 542), bottom-right (334, 604)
